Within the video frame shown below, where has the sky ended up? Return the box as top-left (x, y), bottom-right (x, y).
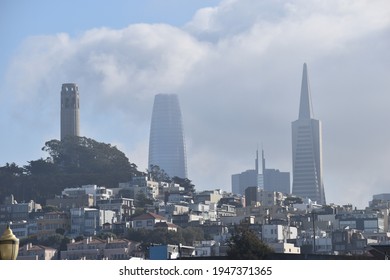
top-left (1, 0), bottom-right (390, 209)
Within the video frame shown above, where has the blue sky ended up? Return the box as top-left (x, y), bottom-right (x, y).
top-left (1, 0), bottom-right (390, 208)
top-left (0, 0), bottom-right (220, 77)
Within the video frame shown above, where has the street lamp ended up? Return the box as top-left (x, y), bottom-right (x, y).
top-left (0, 225), bottom-right (19, 260)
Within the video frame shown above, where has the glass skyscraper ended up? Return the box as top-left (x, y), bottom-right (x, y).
top-left (148, 94), bottom-right (187, 179)
top-left (291, 64), bottom-right (326, 205)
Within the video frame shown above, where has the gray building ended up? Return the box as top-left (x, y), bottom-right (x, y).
top-left (61, 83), bottom-right (80, 140)
top-left (232, 150), bottom-right (260, 195)
top-left (262, 150), bottom-right (290, 194)
top-left (70, 207), bottom-right (116, 237)
top-left (232, 170), bottom-right (259, 196)
top-left (148, 94), bottom-right (187, 179)
top-left (291, 63), bottom-right (326, 205)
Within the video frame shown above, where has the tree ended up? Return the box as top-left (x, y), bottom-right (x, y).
top-left (0, 136), bottom-right (143, 204)
top-left (147, 165), bottom-right (170, 182)
top-left (227, 224), bottom-right (274, 259)
top-left (135, 192), bottom-right (154, 208)
top-left (42, 136), bottom-right (139, 180)
top-left (283, 196), bottom-right (303, 206)
top-left (171, 177), bottom-right (195, 195)
top-left (180, 227), bottom-right (204, 245)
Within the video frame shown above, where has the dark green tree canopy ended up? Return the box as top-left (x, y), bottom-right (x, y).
top-left (171, 177), bottom-right (195, 195)
top-left (43, 136), bottom-right (137, 175)
top-left (227, 224), bottom-right (274, 259)
top-left (0, 136), bottom-right (141, 204)
top-left (147, 164), bottom-right (170, 182)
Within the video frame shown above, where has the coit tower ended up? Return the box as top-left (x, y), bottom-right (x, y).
top-left (60, 83), bottom-right (80, 140)
top-left (148, 93), bottom-right (187, 179)
top-left (291, 63), bottom-right (326, 204)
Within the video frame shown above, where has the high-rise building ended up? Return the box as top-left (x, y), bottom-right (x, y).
top-left (291, 63), bottom-right (326, 204)
top-left (262, 150), bottom-right (290, 194)
top-left (148, 94), bottom-right (187, 179)
top-left (61, 83), bottom-right (80, 140)
top-left (231, 150), bottom-right (260, 196)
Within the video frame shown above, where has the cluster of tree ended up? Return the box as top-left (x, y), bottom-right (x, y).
top-left (227, 224), bottom-right (274, 259)
top-left (148, 164), bottom-right (195, 195)
top-left (0, 136), bottom-right (141, 204)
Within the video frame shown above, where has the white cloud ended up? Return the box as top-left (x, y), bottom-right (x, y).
top-left (4, 0), bottom-right (390, 208)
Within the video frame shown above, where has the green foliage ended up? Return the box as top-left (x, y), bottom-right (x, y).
top-left (147, 165), bottom-right (196, 195)
top-left (19, 235), bottom-right (38, 247)
top-left (96, 232), bottom-right (117, 240)
top-left (43, 136), bottom-right (138, 178)
top-left (284, 196), bottom-right (303, 206)
top-left (171, 177), bottom-right (195, 195)
top-left (227, 224), bottom-right (274, 259)
top-left (0, 136), bottom-right (141, 204)
top-left (181, 226), bottom-right (204, 245)
top-left (74, 235), bottom-right (84, 242)
top-left (42, 205), bottom-right (60, 213)
top-left (135, 192), bottom-right (154, 208)
top-left (148, 165), bottom-right (170, 182)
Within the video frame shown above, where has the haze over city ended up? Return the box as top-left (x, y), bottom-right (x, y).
top-left (1, 0), bottom-right (390, 209)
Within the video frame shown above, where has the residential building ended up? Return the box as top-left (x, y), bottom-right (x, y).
top-left (0, 220), bottom-right (29, 239)
top-left (46, 193), bottom-right (94, 210)
top-left (369, 193), bottom-right (390, 209)
top-left (96, 198), bottom-right (135, 222)
top-left (149, 244), bottom-right (195, 260)
top-left (262, 224), bottom-right (298, 243)
top-left (62, 185), bottom-right (113, 206)
top-left (60, 237), bottom-right (141, 260)
top-left (69, 207), bottom-right (116, 237)
top-left (131, 212), bottom-right (173, 231)
top-left (119, 177), bottom-right (159, 200)
top-left (0, 194), bottom-right (42, 222)
top-left (336, 210), bottom-right (386, 233)
top-left (269, 242), bottom-right (300, 254)
top-left (36, 211), bottom-right (70, 240)
top-left (194, 190), bottom-right (223, 204)
top-left (245, 187), bottom-right (285, 207)
top-left (18, 243), bottom-right (57, 260)
top-left (291, 63), bottom-right (326, 204)
top-left (332, 228), bottom-right (367, 255)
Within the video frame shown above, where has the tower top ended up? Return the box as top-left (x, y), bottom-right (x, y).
top-left (298, 63), bottom-right (313, 119)
top-left (61, 83), bottom-right (79, 93)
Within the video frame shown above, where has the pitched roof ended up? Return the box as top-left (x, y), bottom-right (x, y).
top-left (132, 212), bottom-right (166, 221)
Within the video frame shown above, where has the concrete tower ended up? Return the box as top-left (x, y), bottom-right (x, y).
top-left (291, 64), bottom-right (326, 204)
top-left (148, 93), bottom-right (187, 179)
top-left (61, 83), bottom-right (80, 140)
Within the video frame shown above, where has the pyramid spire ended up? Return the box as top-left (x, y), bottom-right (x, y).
top-left (298, 63), bottom-right (313, 119)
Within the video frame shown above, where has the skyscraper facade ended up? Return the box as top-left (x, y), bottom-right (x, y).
top-left (291, 63), bottom-right (326, 204)
top-left (231, 150), bottom-right (260, 196)
top-left (148, 94), bottom-right (187, 179)
top-left (262, 150), bottom-right (290, 194)
top-left (60, 83), bottom-right (80, 140)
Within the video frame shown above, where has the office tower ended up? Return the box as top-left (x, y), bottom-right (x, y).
top-left (291, 63), bottom-right (326, 204)
top-left (148, 94), bottom-right (187, 179)
top-left (60, 83), bottom-right (80, 140)
top-left (245, 186), bottom-right (260, 207)
top-left (262, 150), bottom-right (290, 194)
top-left (232, 151), bottom-right (260, 195)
